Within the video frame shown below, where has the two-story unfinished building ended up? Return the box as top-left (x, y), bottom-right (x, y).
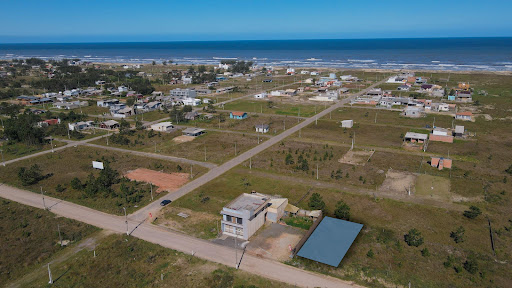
top-left (220, 192), bottom-right (270, 240)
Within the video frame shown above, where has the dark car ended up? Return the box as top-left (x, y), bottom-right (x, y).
top-left (160, 199), bottom-right (172, 206)
top-left (262, 79), bottom-right (272, 83)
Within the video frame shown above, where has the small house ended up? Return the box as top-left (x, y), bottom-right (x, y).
top-left (150, 122), bottom-right (174, 132)
top-left (404, 132), bottom-right (428, 143)
top-left (255, 124), bottom-right (269, 133)
top-left (431, 157), bottom-right (452, 170)
top-left (230, 111), bottom-right (248, 120)
top-left (454, 125), bottom-right (464, 137)
top-left (430, 127), bottom-right (454, 143)
top-left (185, 111), bottom-right (200, 121)
top-left (68, 121), bottom-right (93, 131)
top-left (220, 192), bottom-right (270, 240)
top-left (403, 106), bottom-right (424, 118)
top-left (100, 120), bottom-right (120, 130)
top-left (341, 120), bottom-right (353, 128)
top-left (182, 128), bottom-right (205, 137)
top-left (266, 198), bottom-right (288, 223)
top-left (455, 112), bottom-right (473, 121)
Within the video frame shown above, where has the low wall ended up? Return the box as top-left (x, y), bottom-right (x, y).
top-left (292, 212), bottom-right (324, 257)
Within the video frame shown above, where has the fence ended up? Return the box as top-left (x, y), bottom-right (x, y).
top-left (292, 212), bottom-right (324, 257)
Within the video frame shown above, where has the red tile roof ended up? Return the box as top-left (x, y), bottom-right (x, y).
top-left (231, 111), bottom-right (246, 116)
top-left (456, 111), bottom-right (473, 116)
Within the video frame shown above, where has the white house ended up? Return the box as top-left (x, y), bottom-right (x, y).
top-left (182, 97), bottom-right (201, 106)
top-left (111, 107), bottom-right (132, 118)
top-left (118, 86), bottom-right (129, 93)
top-left (255, 124), bottom-right (269, 133)
top-left (301, 70), bottom-right (310, 75)
top-left (68, 121), bottom-right (93, 131)
top-left (286, 68), bottom-right (295, 75)
top-left (254, 92), bottom-right (267, 99)
top-left (150, 122), bottom-right (175, 132)
top-left (310, 71), bottom-right (319, 76)
top-left (341, 120), bottom-right (354, 128)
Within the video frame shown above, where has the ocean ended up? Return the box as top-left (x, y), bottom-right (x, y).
top-left (0, 38), bottom-right (511, 71)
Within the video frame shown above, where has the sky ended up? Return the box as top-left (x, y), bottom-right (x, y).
top-left (0, 0), bottom-right (511, 43)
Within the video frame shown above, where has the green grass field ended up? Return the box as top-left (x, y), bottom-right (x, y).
top-left (0, 199), bottom-right (98, 284)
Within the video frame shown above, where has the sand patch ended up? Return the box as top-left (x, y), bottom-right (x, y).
top-left (124, 168), bottom-right (189, 193)
top-left (379, 169), bottom-right (416, 196)
top-left (338, 149), bottom-right (375, 166)
top-left (172, 135), bottom-right (196, 143)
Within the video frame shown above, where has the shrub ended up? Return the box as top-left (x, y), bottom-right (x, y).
top-left (450, 226), bottom-right (465, 243)
top-left (404, 228), bottom-right (424, 247)
top-left (463, 206), bottom-right (481, 219)
top-left (308, 193), bottom-right (325, 211)
top-left (421, 248), bottom-right (430, 257)
top-left (464, 258), bottom-right (478, 274)
top-left (367, 249), bottom-right (374, 258)
top-left (334, 200), bottom-right (350, 220)
top-left (17, 164), bottom-right (43, 186)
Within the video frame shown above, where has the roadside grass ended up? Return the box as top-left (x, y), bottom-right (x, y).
top-left (49, 105), bottom-right (109, 116)
top-left (169, 169), bottom-right (512, 288)
top-left (129, 110), bottom-right (168, 122)
top-left (0, 199), bottom-right (98, 284)
top-left (90, 129), bottom-right (262, 164)
top-left (0, 146), bottom-right (201, 214)
top-left (19, 233), bottom-right (293, 288)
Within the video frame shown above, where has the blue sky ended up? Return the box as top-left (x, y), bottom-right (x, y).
top-left (0, 0), bottom-right (510, 43)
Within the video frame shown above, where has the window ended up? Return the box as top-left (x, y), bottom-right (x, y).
top-left (237, 217), bottom-right (243, 225)
top-left (226, 215), bottom-right (232, 222)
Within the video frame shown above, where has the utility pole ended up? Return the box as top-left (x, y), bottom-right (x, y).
top-left (58, 224), bottom-right (62, 246)
top-left (50, 136), bottom-right (54, 153)
top-left (375, 112), bottom-right (377, 123)
top-left (48, 263), bottom-right (53, 284)
top-left (123, 207), bottom-right (128, 235)
top-left (249, 157), bottom-right (252, 169)
top-left (190, 165), bottom-right (193, 179)
top-left (150, 183), bottom-right (153, 201)
top-left (0, 149), bottom-right (4, 166)
top-left (41, 187), bottom-right (46, 210)
top-left (235, 234), bottom-right (238, 269)
top-left (204, 144), bottom-right (207, 161)
top-left (316, 164), bottom-right (319, 180)
top-left (106, 131), bottom-right (109, 146)
top-left (234, 141), bottom-right (237, 155)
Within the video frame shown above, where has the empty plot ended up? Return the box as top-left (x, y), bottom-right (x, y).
top-left (124, 168), bottom-right (190, 193)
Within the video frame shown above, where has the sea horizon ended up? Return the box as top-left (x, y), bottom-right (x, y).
top-left (1, 37), bottom-right (511, 72)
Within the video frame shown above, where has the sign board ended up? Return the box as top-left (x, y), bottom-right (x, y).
top-left (92, 161), bottom-right (104, 170)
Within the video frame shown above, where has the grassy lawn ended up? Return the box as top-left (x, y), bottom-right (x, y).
top-left (0, 199), bottom-right (98, 284)
top-left (91, 129), bottom-right (263, 164)
top-left (18, 233), bottom-right (293, 288)
top-left (130, 110), bottom-right (169, 122)
top-left (49, 105), bottom-right (110, 116)
top-left (0, 146), bottom-right (203, 214)
top-left (284, 216), bottom-right (313, 230)
top-left (168, 169), bottom-right (512, 287)
top-left (0, 140), bottom-right (67, 161)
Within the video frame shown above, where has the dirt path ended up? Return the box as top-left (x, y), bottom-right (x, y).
top-left (6, 230), bottom-right (112, 288)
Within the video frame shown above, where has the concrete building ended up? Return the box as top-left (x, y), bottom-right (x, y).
top-left (403, 106), bottom-right (424, 118)
top-left (150, 122), bottom-right (175, 132)
top-left (430, 127), bottom-right (454, 143)
top-left (99, 120), bottom-right (119, 130)
top-left (341, 120), bottom-right (353, 128)
top-left (455, 112), bottom-right (473, 121)
top-left (404, 132), bottom-right (428, 143)
top-left (220, 192), bottom-right (270, 240)
top-left (266, 198), bottom-right (288, 223)
top-left (431, 157), bottom-right (452, 170)
top-left (454, 125), bottom-right (465, 137)
top-left (68, 121), bottom-right (94, 131)
top-left (170, 88), bottom-right (197, 98)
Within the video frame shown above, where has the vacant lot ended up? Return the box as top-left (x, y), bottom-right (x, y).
top-left (223, 99), bottom-right (328, 117)
top-left (0, 141), bottom-right (66, 161)
top-left (90, 129), bottom-right (262, 164)
top-left (0, 146), bottom-right (203, 214)
top-left (17, 233), bottom-right (294, 288)
top-left (0, 199), bottom-right (97, 284)
top-left (169, 169), bottom-right (512, 287)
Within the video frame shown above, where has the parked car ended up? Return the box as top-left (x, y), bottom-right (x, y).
top-left (160, 199), bottom-right (172, 206)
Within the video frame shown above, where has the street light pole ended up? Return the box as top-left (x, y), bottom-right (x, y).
top-left (123, 207), bottom-right (128, 235)
top-left (58, 224), bottom-right (62, 246)
top-left (50, 136), bottom-right (54, 153)
top-left (150, 183), bottom-right (153, 201)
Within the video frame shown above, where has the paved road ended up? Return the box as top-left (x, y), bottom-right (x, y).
top-left (130, 79), bottom-right (387, 221)
top-left (0, 184), bottom-right (363, 288)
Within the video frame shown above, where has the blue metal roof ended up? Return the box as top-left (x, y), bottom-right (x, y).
top-left (297, 216), bottom-right (363, 267)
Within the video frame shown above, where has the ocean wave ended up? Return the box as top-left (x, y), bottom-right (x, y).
top-left (347, 59), bottom-right (375, 63)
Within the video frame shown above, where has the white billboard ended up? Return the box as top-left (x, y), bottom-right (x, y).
top-left (92, 161), bottom-right (104, 170)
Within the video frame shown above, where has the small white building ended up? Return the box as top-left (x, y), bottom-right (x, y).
top-left (301, 70), bottom-right (310, 75)
top-left (68, 121), bottom-right (93, 131)
top-left (255, 124), bottom-right (269, 133)
top-left (150, 122), bottom-right (175, 132)
top-left (266, 198), bottom-right (288, 223)
top-left (341, 120), bottom-right (354, 128)
top-left (254, 92), bottom-right (267, 99)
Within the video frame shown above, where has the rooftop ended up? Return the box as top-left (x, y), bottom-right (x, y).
top-left (405, 132), bottom-right (428, 140)
top-left (224, 193), bottom-right (269, 212)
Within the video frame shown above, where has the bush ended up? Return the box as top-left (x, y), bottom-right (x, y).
top-left (367, 249), bottom-right (374, 258)
top-left (404, 228), bottom-right (424, 247)
top-left (55, 184), bottom-right (65, 193)
top-left (464, 258), bottom-right (478, 274)
top-left (463, 206), bottom-right (481, 219)
top-left (450, 226), bottom-right (465, 243)
top-left (421, 248), bottom-right (430, 257)
top-left (70, 177), bottom-right (83, 190)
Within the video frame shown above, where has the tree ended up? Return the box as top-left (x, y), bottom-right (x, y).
top-left (366, 249), bottom-right (374, 258)
top-left (404, 228), bottom-right (424, 247)
top-left (285, 153), bottom-right (294, 165)
top-left (70, 177), bottom-right (83, 190)
top-left (505, 164), bottom-right (512, 175)
top-left (450, 226), bottom-right (465, 243)
top-left (334, 200), bottom-right (350, 220)
top-left (126, 97), bottom-right (136, 106)
top-left (308, 193), bottom-right (325, 211)
top-left (119, 119), bottom-right (131, 132)
top-left (152, 61), bottom-right (156, 65)
top-left (463, 206), bottom-right (481, 219)
top-left (421, 248), bottom-right (430, 257)
top-left (182, 105), bottom-right (193, 113)
top-left (18, 164), bottom-right (44, 186)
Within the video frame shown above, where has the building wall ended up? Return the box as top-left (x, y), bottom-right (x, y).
top-left (429, 134), bottom-right (454, 143)
top-left (244, 209), bottom-right (267, 240)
